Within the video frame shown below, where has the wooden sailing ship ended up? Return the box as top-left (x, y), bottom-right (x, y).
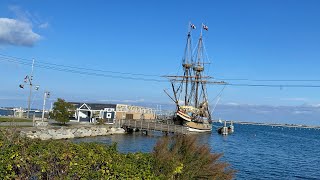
top-left (164, 23), bottom-right (226, 132)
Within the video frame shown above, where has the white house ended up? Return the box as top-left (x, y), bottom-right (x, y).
top-left (70, 102), bottom-right (116, 124)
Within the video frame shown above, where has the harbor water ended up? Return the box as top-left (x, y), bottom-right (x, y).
top-left (73, 123), bottom-right (320, 179)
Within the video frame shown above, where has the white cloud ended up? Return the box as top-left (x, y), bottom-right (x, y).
top-left (8, 5), bottom-right (32, 23)
top-left (312, 104), bottom-right (320, 108)
top-left (0, 18), bottom-right (41, 46)
top-left (281, 97), bottom-right (307, 101)
top-left (254, 110), bottom-right (271, 114)
top-left (38, 22), bottom-right (49, 29)
top-left (225, 102), bottom-right (240, 106)
top-left (8, 5), bottom-right (47, 27)
top-left (301, 103), bottom-right (320, 108)
top-left (293, 110), bottom-right (311, 114)
top-left (97, 99), bottom-right (145, 103)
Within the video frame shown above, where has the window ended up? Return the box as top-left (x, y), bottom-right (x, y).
top-left (105, 108), bottom-right (115, 112)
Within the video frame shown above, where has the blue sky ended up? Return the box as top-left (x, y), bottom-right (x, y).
top-left (1, 0), bottom-right (320, 124)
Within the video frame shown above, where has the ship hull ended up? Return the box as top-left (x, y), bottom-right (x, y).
top-left (186, 121), bottom-right (212, 132)
top-left (177, 110), bottom-right (192, 122)
top-left (188, 126), bottom-right (212, 132)
top-left (175, 112), bottom-right (212, 132)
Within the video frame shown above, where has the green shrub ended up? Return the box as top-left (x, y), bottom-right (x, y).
top-left (0, 130), bottom-right (157, 179)
top-left (0, 130), bottom-right (234, 179)
top-left (96, 118), bottom-right (106, 125)
top-left (152, 135), bottom-right (235, 180)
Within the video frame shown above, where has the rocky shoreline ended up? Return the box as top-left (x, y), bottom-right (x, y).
top-left (20, 126), bottom-right (125, 140)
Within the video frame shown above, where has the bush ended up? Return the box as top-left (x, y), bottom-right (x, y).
top-left (0, 130), bottom-right (234, 179)
top-left (0, 130), bottom-right (155, 179)
top-left (96, 118), bottom-right (106, 125)
top-left (152, 135), bottom-right (235, 179)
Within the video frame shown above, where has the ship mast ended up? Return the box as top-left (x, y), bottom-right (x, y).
top-left (193, 24), bottom-right (205, 108)
top-left (164, 23), bottom-right (196, 109)
top-left (182, 22), bottom-right (195, 106)
top-left (164, 23), bottom-right (227, 122)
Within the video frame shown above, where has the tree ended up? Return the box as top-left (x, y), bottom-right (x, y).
top-left (50, 98), bottom-right (74, 124)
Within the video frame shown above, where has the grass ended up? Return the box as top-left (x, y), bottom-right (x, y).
top-left (0, 126), bottom-right (33, 128)
top-left (0, 117), bottom-right (32, 122)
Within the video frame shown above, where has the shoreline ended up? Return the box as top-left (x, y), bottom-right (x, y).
top-left (18, 125), bottom-right (126, 140)
top-left (213, 120), bottom-right (320, 129)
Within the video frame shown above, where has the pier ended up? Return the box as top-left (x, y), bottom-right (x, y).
top-left (119, 119), bottom-right (189, 135)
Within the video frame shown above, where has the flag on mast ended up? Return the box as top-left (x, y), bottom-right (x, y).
top-left (190, 23), bottom-right (196, 29)
top-left (202, 24), bottom-right (209, 31)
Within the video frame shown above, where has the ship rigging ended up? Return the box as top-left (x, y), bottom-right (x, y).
top-left (164, 23), bottom-right (227, 132)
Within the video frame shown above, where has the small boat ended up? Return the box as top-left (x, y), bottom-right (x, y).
top-left (217, 121), bottom-right (234, 135)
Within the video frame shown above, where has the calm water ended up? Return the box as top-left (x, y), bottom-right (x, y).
top-left (73, 124), bottom-right (320, 179)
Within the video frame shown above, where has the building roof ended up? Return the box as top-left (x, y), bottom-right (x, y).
top-left (70, 102), bottom-right (116, 110)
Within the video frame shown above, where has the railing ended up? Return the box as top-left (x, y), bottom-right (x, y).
top-left (119, 119), bottom-right (189, 134)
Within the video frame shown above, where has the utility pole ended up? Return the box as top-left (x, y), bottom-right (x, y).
top-left (20, 59), bottom-right (39, 119)
top-left (42, 91), bottom-right (50, 121)
top-left (27, 59), bottom-right (35, 119)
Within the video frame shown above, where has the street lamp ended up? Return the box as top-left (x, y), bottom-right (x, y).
top-left (19, 59), bottom-right (39, 119)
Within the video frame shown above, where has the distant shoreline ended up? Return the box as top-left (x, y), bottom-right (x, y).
top-left (213, 120), bottom-right (320, 129)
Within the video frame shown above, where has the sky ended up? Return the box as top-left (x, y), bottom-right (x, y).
top-left (1, 0), bottom-right (320, 125)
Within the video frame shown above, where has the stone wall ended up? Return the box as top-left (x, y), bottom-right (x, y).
top-left (20, 126), bottom-right (125, 140)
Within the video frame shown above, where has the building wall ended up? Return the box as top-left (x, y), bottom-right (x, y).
top-left (116, 112), bottom-right (126, 120)
top-left (115, 112), bottom-right (155, 120)
top-left (115, 104), bottom-right (156, 120)
top-left (143, 113), bottom-right (155, 120)
top-left (102, 111), bottom-right (115, 119)
top-left (71, 103), bottom-right (157, 121)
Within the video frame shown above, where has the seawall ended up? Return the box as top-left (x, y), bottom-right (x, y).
top-left (20, 126), bottom-right (125, 140)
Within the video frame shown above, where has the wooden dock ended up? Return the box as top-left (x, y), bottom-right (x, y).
top-left (119, 119), bottom-right (189, 134)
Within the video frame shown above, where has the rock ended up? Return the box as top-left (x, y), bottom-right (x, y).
top-left (39, 133), bottom-right (52, 140)
top-left (73, 128), bottom-right (92, 138)
top-left (98, 128), bottom-right (108, 135)
top-left (34, 121), bottom-right (48, 127)
top-left (114, 128), bottom-right (125, 134)
top-left (90, 127), bottom-right (99, 136)
top-left (51, 133), bottom-right (74, 140)
top-left (110, 127), bottom-right (117, 132)
top-left (109, 127), bottom-right (125, 134)
top-left (70, 128), bottom-right (77, 134)
top-left (24, 131), bottom-right (39, 139)
top-left (20, 125), bottom-right (124, 140)
top-left (48, 129), bottom-right (57, 135)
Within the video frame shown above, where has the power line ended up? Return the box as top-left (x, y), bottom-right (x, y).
top-left (0, 57), bottom-right (167, 82)
top-left (0, 53), bottom-right (161, 77)
top-left (215, 78), bottom-right (320, 82)
top-left (5, 52), bottom-right (320, 83)
top-left (2, 53), bottom-right (320, 88)
top-left (227, 83), bottom-right (320, 88)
